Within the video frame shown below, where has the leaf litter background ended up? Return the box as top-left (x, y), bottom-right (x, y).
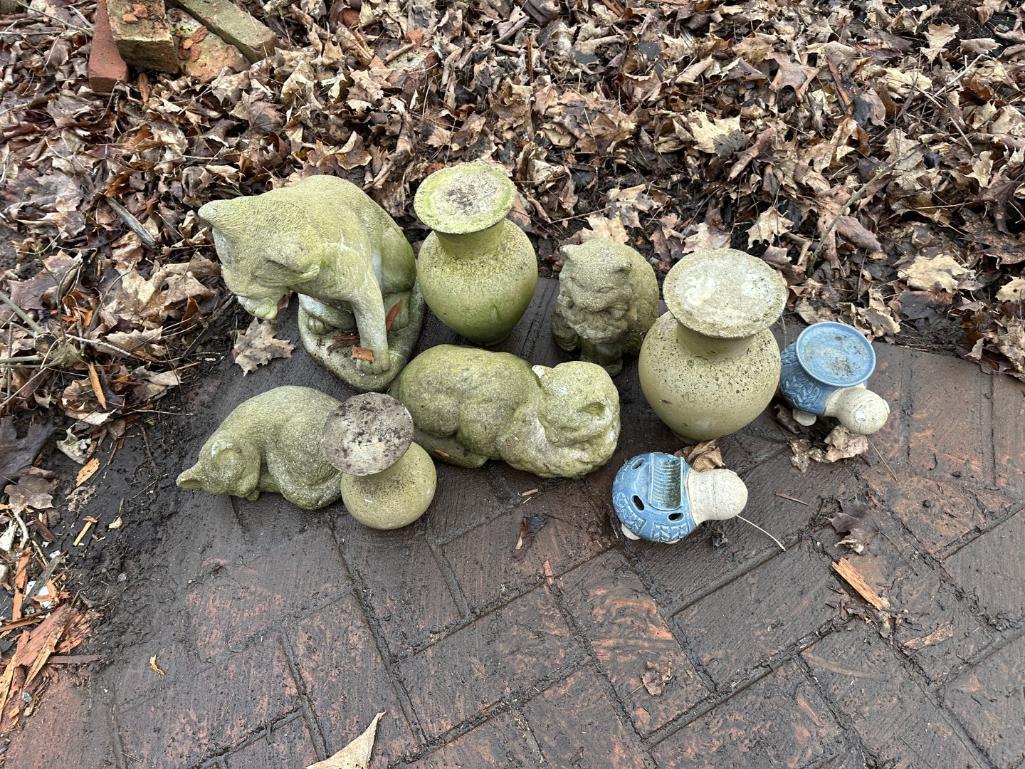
top-left (0, 0), bottom-right (1023, 743)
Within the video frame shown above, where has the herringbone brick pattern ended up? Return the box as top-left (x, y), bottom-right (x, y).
top-left (7, 282), bottom-right (1024, 769)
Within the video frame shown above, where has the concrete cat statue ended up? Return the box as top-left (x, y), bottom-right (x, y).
top-left (199, 175), bottom-right (424, 390)
top-left (389, 345), bottom-right (620, 478)
top-left (177, 386), bottom-right (345, 510)
top-left (552, 239), bottom-right (659, 376)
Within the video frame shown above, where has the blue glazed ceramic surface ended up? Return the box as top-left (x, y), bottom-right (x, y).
top-left (613, 452), bottom-right (698, 543)
top-left (780, 322), bottom-right (876, 414)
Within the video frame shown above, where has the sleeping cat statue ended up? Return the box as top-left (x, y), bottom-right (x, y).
top-left (389, 345), bottom-right (620, 479)
top-left (551, 238), bottom-right (659, 376)
top-left (176, 386), bottom-right (345, 510)
top-left (199, 175), bottom-right (424, 390)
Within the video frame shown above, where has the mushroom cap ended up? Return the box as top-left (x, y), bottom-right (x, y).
top-left (322, 393), bottom-right (414, 476)
top-left (413, 161), bottom-right (516, 234)
top-left (663, 248), bottom-right (786, 339)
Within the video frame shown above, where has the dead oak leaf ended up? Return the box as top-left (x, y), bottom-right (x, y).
top-left (4, 475), bottom-right (55, 514)
top-left (682, 112), bottom-right (746, 157)
top-left (232, 318), bottom-right (294, 375)
top-left (899, 255), bottom-right (973, 293)
top-left (580, 214), bottom-right (629, 245)
top-left (747, 208), bottom-right (792, 246)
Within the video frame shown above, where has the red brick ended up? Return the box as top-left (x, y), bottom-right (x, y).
top-left (804, 626), bottom-right (985, 769)
top-left (992, 375), bottom-right (1025, 494)
top-left (404, 712), bottom-right (540, 769)
top-left (441, 485), bottom-right (610, 613)
top-left (561, 551), bottom-right (707, 734)
top-left (674, 543), bottom-right (838, 686)
top-left (291, 593), bottom-right (416, 768)
top-left (632, 451), bottom-right (858, 614)
top-left (864, 342), bottom-right (909, 469)
top-left (945, 635), bottom-right (1025, 769)
top-left (111, 639), bottom-right (190, 706)
top-left (186, 525), bottom-right (348, 660)
top-left (397, 588), bottom-right (582, 738)
top-left (5, 678), bottom-right (116, 769)
top-left (945, 510), bottom-right (1025, 626)
top-left (426, 464), bottom-right (512, 543)
top-left (867, 473), bottom-right (1011, 557)
top-left (828, 522), bottom-right (990, 683)
top-left (908, 352), bottom-right (991, 483)
top-left (521, 669), bottom-right (646, 769)
top-left (335, 515), bottom-right (463, 655)
top-left (108, 0), bottom-right (179, 72)
top-left (651, 661), bottom-right (845, 769)
top-left (117, 637), bottom-right (300, 769)
top-left (89, 0), bottom-right (128, 93)
top-left (225, 715), bottom-right (318, 769)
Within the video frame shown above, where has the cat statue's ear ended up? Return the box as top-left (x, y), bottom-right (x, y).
top-left (209, 439), bottom-right (241, 463)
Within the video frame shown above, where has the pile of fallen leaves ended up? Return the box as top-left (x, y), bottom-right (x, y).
top-left (0, 0), bottom-right (1023, 728)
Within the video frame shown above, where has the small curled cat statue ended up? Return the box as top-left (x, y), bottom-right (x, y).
top-left (389, 345), bottom-right (620, 479)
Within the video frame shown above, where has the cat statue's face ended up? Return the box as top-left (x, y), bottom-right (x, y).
top-left (533, 362), bottom-right (620, 447)
top-left (556, 246), bottom-right (634, 344)
top-left (199, 198), bottom-right (323, 320)
top-left (497, 362), bottom-right (620, 479)
top-left (177, 438), bottom-right (260, 498)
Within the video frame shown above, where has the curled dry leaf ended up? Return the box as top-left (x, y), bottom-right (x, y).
top-left (676, 441), bottom-right (724, 472)
top-left (789, 426), bottom-right (868, 472)
top-left (641, 659), bottom-right (673, 696)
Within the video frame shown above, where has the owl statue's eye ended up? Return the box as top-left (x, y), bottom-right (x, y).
top-left (583, 402), bottom-right (607, 419)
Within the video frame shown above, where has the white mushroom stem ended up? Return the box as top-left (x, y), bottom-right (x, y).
top-left (620, 523), bottom-right (640, 540)
top-left (686, 468), bottom-right (748, 525)
top-left (823, 385), bottom-right (890, 435)
top-left (792, 408), bottom-right (818, 426)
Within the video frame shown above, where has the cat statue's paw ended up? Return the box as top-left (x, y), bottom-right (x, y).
top-left (355, 349), bottom-right (392, 374)
top-left (305, 316), bottom-right (332, 336)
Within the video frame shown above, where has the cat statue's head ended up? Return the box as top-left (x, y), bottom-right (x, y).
top-left (177, 437), bottom-right (261, 499)
top-left (500, 362), bottom-right (620, 479)
top-left (199, 197), bottom-right (325, 320)
top-left (556, 242), bottom-right (635, 344)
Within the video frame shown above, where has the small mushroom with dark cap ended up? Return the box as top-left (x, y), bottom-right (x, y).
top-left (322, 393), bottom-right (436, 530)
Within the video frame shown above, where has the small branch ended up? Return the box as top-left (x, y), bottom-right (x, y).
top-left (0, 290), bottom-right (45, 335)
top-left (105, 198), bottom-right (158, 249)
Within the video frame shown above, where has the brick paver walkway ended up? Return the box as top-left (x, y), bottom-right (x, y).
top-left (7, 281), bottom-right (1024, 769)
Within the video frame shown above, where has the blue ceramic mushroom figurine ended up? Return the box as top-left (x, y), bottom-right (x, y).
top-left (613, 452), bottom-right (748, 544)
top-left (779, 322), bottom-right (890, 435)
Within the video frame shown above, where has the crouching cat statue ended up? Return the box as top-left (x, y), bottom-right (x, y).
top-left (389, 345), bottom-right (620, 478)
top-left (177, 386), bottom-right (346, 509)
top-left (199, 175), bottom-right (425, 390)
top-left (552, 239), bottom-right (659, 376)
